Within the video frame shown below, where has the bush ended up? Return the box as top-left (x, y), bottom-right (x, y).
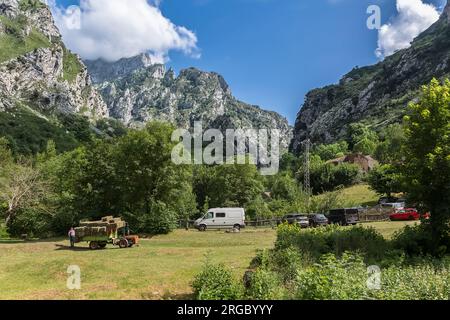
top-left (276, 224), bottom-right (389, 263)
top-left (249, 247), bottom-right (306, 283)
top-left (370, 263), bottom-right (450, 300)
top-left (0, 223), bottom-right (9, 238)
top-left (7, 208), bottom-right (53, 238)
top-left (295, 252), bottom-right (367, 300)
top-left (391, 223), bottom-right (449, 257)
top-left (270, 247), bottom-right (305, 282)
top-left (245, 268), bottom-right (285, 300)
top-left (125, 202), bottom-right (178, 235)
top-left (295, 252), bottom-right (450, 300)
top-left (192, 260), bottom-right (243, 300)
top-left (309, 163), bottom-right (361, 194)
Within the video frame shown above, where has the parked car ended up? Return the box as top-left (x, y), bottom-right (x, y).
top-left (308, 214), bottom-right (329, 227)
top-left (194, 208), bottom-right (246, 231)
top-left (280, 214), bottom-right (310, 228)
top-left (389, 208), bottom-right (421, 221)
top-left (328, 208), bottom-right (360, 226)
top-left (378, 196), bottom-right (399, 205)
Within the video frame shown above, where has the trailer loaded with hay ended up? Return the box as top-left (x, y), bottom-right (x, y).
top-left (74, 216), bottom-right (139, 250)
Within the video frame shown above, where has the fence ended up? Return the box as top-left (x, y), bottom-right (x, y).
top-left (178, 206), bottom-right (393, 229)
top-left (358, 206), bottom-right (392, 222)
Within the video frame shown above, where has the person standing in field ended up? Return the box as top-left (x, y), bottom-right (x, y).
top-left (68, 227), bottom-right (76, 248)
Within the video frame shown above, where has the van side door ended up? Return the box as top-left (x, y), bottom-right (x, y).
top-left (215, 212), bottom-right (227, 228)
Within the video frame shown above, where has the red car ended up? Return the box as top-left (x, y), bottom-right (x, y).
top-left (389, 208), bottom-right (430, 221)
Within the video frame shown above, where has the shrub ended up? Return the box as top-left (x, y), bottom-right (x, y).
top-left (308, 163), bottom-right (361, 194)
top-left (294, 252), bottom-right (450, 300)
top-left (295, 252), bottom-right (367, 300)
top-left (369, 263), bottom-right (450, 300)
top-left (0, 223), bottom-right (9, 239)
top-left (245, 269), bottom-right (285, 300)
top-left (7, 208), bottom-right (53, 238)
top-left (126, 201), bottom-right (178, 235)
top-left (249, 247), bottom-right (306, 283)
top-left (391, 223), bottom-right (449, 257)
top-left (270, 247), bottom-right (305, 282)
top-left (276, 223), bottom-right (389, 263)
top-left (192, 260), bottom-right (242, 300)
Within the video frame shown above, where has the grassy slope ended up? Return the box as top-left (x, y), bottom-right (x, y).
top-left (0, 106), bottom-right (81, 155)
top-left (0, 15), bottom-right (51, 63)
top-left (61, 47), bottom-right (82, 84)
top-left (314, 184), bottom-right (379, 208)
top-left (0, 222), bottom-right (414, 300)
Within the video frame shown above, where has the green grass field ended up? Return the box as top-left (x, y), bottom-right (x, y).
top-left (313, 184), bottom-right (380, 208)
top-left (0, 221), bottom-right (417, 300)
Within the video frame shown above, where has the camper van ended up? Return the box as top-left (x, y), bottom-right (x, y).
top-left (194, 208), bottom-right (246, 231)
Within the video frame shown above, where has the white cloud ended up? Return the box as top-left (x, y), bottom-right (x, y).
top-left (376, 0), bottom-right (440, 58)
top-left (49, 0), bottom-right (199, 63)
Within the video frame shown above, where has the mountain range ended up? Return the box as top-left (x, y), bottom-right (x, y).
top-left (290, 2), bottom-right (450, 153)
top-left (0, 0), bottom-right (292, 154)
top-left (1, 0), bottom-right (449, 158)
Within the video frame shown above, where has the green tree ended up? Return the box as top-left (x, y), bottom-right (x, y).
top-left (270, 173), bottom-right (301, 202)
top-left (314, 141), bottom-right (349, 161)
top-left (208, 159), bottom-right (264, 208)
top-left (353, 137), bottom-right (378, 156)
top-left (112, 122), bottom-right (196, 233)
top-left (402, 79), bottom-right (450, 252)
top-left (52, 121), bottom-right (197, 235)
top-left (374, 124), bottom-right (406, 164)
top-left (368, 164), bottom-right (403, 197)
top-left (348, 123), bottom-right (379, 155)
top-left (0, 137), bottom-right (13, 168)
top-left (245, 196), bottom-right (272, 220)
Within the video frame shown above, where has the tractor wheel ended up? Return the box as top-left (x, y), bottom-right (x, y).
top-left (89, 241), bottom-right (99, 250)
top-left (118, 238), bottom-right (129, 249)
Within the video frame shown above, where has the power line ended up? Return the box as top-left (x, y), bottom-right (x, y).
top-left (302, 139), bottom-right (312, 210)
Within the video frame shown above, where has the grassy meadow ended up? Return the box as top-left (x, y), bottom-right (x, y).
top-left (0, 221), bottom-right (417, 300)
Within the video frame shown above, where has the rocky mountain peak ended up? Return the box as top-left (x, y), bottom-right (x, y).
top-left (85, 53), bottom-right (155, 83)
top-left (0, 0), bottom-right (108, 119)
top-left (87, 54), bottom-right (292, 150)
top-left (0, 0), bottom-right (19, 18)
top-left (444, 1), bottom-right (450, 22)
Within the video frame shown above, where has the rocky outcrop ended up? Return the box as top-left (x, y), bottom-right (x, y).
top-left (0, 0), bottom-right (19, 18)
top-left (0, 0), bottom-right (108, 119)
top-left (87, 56), bottom-right (293, 150)
top-left (291, 2), bottom-right (450, 153)
top-left (85, 53), bottom-right (153, 83)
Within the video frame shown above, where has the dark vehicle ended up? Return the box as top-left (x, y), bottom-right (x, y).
top-left (328, 208), bottom-right (360, 226)
top-left (280, 214), bottom-right (309, 228)
top-left (308, 214), bottom-right (329, 227)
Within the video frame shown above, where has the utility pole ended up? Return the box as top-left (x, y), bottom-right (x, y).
top-left (302, 139), bottom-right (312, 211)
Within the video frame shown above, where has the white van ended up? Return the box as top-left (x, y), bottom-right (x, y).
top-left (194, 208), bottom-right (246, 231)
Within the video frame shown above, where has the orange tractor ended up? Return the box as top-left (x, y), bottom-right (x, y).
top-left (74, 216), bottom-right (139, 250)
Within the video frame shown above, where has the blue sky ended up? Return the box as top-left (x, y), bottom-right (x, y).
top-left (54, 0), bottom-right (446, 124)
